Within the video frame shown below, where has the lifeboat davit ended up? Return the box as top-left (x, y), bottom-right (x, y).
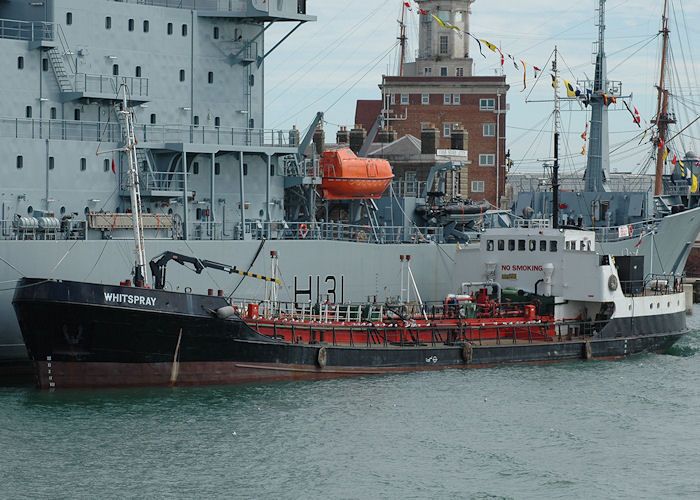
top-left (319, 149), bottom-right (394, 200)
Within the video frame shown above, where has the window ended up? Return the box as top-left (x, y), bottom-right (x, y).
top-left (105, 16), bottom-right (112, 29)
top-left (472, 180), bottom-right (485, 193)
top-left (80, 158), bottom-right (87, 171)
top-left (248, 118), bottom-right (254, 128)
top-left (50, 107), bottom-right (56, 119)
top-left (479, 154), bottom-right (495, 166)
top-left (182, 24), bottom-right (188, 36)
top-left (249, 74), bottom-right (254, 86)
top-left (49, 157), bottom-right (55, 170)
top-left (26, 106), bottom-right (32, 118)
top-left (214, 116), bottom-right (220, 127)
top-left (421, 93), bottom-right (429, 105)
top-left (550, 240), bottom-right (558, 252)
top-left (400, 94), bottom-right (409, 105)
top-left (243, 163), bottom-right (248, 176)
top-left (215, 162), bottom-right (221, 175)
top-left (456, 67), bottom-right (464, 77)
top-left (390, 94), bottom-right (395, 105)
top-left (518, 240), bottom-right (526, 251)
top-left (486, 240), bottom-right (494, 251)
top-left (507, 239), bottom-right (515, 251)
top-left (420, 122), bottom-right (431, 130)
top-left (443, 94), bottom-right (451, 105)
top-left (193, 115), bottom-right (199, 126)
top-left (443, 123), bottom-right (452, 137)
top-left (112, 64), bottom-right (119, 76)
top-left (439, 35), bottom-right (448, 55)
top-left (270, 163), bottom-right (275, 176)
top-left (135, 66), bottom-right (142, 77)
top-left (128, 19), bottom-right (134, 31)
top-left (424, 67), bottom-right (432, 75)
top-left (539, 240), bottom-right (547, 251)
top-left (483, 123), bottom-right (495, 137)
top-left (480, 98), bottom-right (495, 110)
top-left (529, 240), bottom-right (536, 251)
top-left (179, 69), bottom-right (186, 81)
top-left (192, 162), bottom-right (199, 175)
top-left (143, 20), bottom-right (149, 32)
top-left (497, 240), bottom-right (504, 251)
top-left (440, 67), bottom-right (448, 77)
top-left (42, 58), bottom-right (49, 71)
top-left (66, 12), bottom-right (73, 25)
top-left (74, 109), bottom-right (80, 121)
top-left (103, 158), bottom-right (110, 172)
top-left (208, 71), bottom-right (214, 84)
top-left (17, 56), bottom-right (24, 70)
top-left (167, 22), bottom-right (173, 35)
top-left (213, 26), bottom-right (219, 39)
top-left (150, 113), bottom-right (156, 124)
top-left (16, 156), bottom-right (23, 169)
top-left (453, 94), bottom-right (461, 105)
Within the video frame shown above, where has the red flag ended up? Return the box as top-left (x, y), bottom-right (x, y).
top-left (633, 107), bottom-right (641, 124)
top-left (404, 1), bottom-right (411, 10)
top-left (671, 155), bottom-right (677, 165)
top-left (419, 8), bottom-right (427, 15)
top-left (658, 139), bottom-right (664, 150)
top-left (111, 158), bottom-right (116, 174)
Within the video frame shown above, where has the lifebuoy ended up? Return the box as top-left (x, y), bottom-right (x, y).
top-left (299, 223), bottom-right (308, 238)
top-left (608, 274), bottom-right (618, 291)
top-left (317, 346), bottom-right (327, 368)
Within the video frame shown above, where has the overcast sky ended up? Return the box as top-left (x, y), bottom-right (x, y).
top-left (264, 0), bottom-right (699, 176)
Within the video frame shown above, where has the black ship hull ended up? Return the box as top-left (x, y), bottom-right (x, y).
top-left (13, 278), bottom-right (688, 389)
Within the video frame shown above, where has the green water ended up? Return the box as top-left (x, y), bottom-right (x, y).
top-left (2, 316), bottom-right (700, 498)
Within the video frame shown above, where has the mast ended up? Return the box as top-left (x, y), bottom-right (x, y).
top-left (397, 3), bottom-right (407, 76)
top-left (120, 88), bottom-right (148, 287)
top-left (583, 0), bottom-right (611, 192)
top-left (653, 0), bottom-right (674, 196)
top-left (552, 47), bottom-right (560, 229)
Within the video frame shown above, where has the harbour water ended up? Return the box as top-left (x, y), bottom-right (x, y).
top-left (2, 313), bottom-right (700, 499)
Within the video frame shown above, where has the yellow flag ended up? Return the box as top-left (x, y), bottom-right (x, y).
top-left (431, 14), bottom-right (459, 31)
top-left (563, 80), bottom-right (576, 98)
top-left (480, 39), bottom-right (497, 52)
top-left (581, 145), bottom-right (586, 155)
top-left (662, 147), bottom-right (669, 162)
top-left (692, 174), bottom-right (698, 193)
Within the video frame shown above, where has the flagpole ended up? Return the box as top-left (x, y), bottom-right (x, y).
top-left (653, 0), bottom-right (674, 196)
top-left (552, 46), bottom-right (560, 229)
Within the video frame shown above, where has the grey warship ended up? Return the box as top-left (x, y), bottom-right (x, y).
top-left (1, 0), bottom-right (699, 370)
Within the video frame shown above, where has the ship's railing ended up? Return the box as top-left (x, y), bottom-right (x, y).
top-left (0, 18), bottom-right (54, 41)
top-left (131, 0), bottom-right (246, 11)
top-left (136, 123), bottom-right (292, 148)
top-left (591, 219), bottom-right (656, 243)
top-left (73, 74), bottom-right (149, 98)
top-left (0, 219), bottom-right (87, 241)
top-left (0, 117), bottom-right (122, 142)
top-left (619, 273), bottom-right (684, 296)
top-left (393, 180), bottom-right (428, 198)
top-left (0, 117), bottom-right (293, 148)
top-left (186, 220), bottom-right (445, 243)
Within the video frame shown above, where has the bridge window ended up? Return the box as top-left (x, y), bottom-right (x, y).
top-left (215, 163), bottom-right (220, 175)
top-left (74, 109), bottom-right (80, 121)
top-left (50, 107), bottom-right (56, 119)
top-left (42, 58), bottom-right (48, 71)
top-left (103, 159), bottom-right (110, 172)
top-left (214, 116), bottom-right (220, 127)
top-left (128, 19), bottom-right (134, 32)
top-left (529, 240), bottom-right (536, 251)
top-left (182, 24), bottom-right (188, 36)
top-left (179, 69), bottom-right (185, 81)
top-left (193, 115), bottom-right (199, 126)
top-left (80, 158), bottom-right (87, 171)
top-left (243, 163), bottom-right (248, 176)
top-left (66, 12), bottom-right (73, 25)
top-left (26, 106), bottom-right (32, 118)
top-left (550, 240), bottom-right (558, 252)
top-left (486, 240), bottom-right (494, 251)
top-left (150, 113), bottom-right (156, 124)
top-left (105, 16), bottom-right (111, 29)
top-left (497, 240), bottom-right (504, 251)
top-left (167, 23), bottom-right (173, 35)
top-left (508, 239), bottom-right (515, 251)
top-left (270, 163), bottom-right (275, 176)
top-left (112, 64), bottom-right (119, 76)
top-left (208, 71), bottom-right (214, 84)
top-left (16, 156), bottom-right (23, 169)
top-left (17, 56), bottom-right (24, 70)
top-left (539, 240), bottom-right (547, 251)
top-left (143, 20), bottom-right (149, 33)
top-left (518, 239), bottom-right (525, 251)
top-left (135, 66), bottom-right (142, 77)
top-left (213, 26), bottom-right (219, 39)
top-left (49, 157), bottom-right (54, 170)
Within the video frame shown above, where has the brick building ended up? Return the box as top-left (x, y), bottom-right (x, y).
top-left (354, 0), bottom-right (509, 206)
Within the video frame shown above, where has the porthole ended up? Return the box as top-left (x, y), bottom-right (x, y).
top-left (657, 303), bottom-right (660, 309)
top-left (259, 209), bottom-right (264, 217)
top-left (649, 303), bottom-right (653, 310)
top-left (60, 206), bottom-right (66, 215)
top-left (27, 206), bottom-right (33, 215)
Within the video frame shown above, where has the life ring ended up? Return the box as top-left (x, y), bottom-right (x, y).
top-left (299, 223), bottom-right (308, 238)
top-left (317, 346), bottom-right (327, 368)
top-left (607, 275), bottom-right (618, 291)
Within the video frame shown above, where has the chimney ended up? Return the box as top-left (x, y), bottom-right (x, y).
top-left (451, 127), bottom-right (467, 150)
top-left (377, 127), bottom-right (398, 144)
top-left (289, 125), bottom-right (300, 147)
top-left (336, 125), bottom-right (350, 145)
top-left (421, 125), bottom-right (439, 154)
top-left (312, 125), bottom-right (325, 154)
top-left (349, 124), bottom-right (367, 154)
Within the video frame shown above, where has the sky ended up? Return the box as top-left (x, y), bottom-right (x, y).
top-left (264, 0), bottom-right (699, 177)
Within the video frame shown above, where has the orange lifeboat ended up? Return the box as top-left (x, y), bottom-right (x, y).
top-left (319, 149), bottom-right (394, 200)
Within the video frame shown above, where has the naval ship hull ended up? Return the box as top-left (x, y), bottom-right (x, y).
top-left (13, 278), bottom-right (687, 389)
